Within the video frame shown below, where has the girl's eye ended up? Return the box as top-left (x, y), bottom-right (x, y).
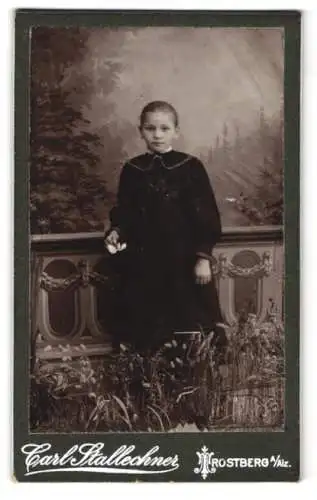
top-left (161, 126), bottom-right (169, 131)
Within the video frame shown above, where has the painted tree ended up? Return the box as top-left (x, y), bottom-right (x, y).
top-left (30, 27), bottom-right (113, 233)
top-left (209, 107), bottom-right (283, 226)
top-left (234, 109), bottom-right (284, 225)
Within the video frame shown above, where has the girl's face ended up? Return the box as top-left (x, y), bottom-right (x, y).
top-left (140, 111), bottom-right (179, 154)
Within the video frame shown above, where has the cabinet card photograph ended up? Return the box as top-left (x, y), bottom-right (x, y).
top-left (14, 10), bottom-right (300, 482)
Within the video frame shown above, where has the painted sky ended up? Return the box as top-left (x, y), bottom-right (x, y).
top-left (81, 27), bottom-right (284, 157)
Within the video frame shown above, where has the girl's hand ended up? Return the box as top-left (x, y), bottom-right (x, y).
top-left (194, 258), bottom-right (212, 285)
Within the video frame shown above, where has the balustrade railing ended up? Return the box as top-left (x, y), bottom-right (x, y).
top-left (31, 226), bottom-right (283, 360)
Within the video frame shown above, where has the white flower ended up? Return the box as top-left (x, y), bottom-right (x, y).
top-left (106, 242), bottom-right (127, 254)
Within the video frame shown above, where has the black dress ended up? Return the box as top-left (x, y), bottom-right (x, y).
top-left (107, 150), bottom-right (226, 351)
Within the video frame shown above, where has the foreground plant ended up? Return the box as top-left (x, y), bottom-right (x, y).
top-left (30, 315), bottom-right (284, 432)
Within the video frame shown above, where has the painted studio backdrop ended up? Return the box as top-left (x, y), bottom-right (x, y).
top-left (30, 27), bottom-right (285, 432)
top-left (30, 27), bottom-right (284, 233)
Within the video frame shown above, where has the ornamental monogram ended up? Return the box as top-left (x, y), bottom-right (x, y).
top-left (194, 446), bottom-right (216, 480)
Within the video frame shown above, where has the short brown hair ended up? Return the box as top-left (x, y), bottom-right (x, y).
top-left (140, 101), bottom-right (179, 127)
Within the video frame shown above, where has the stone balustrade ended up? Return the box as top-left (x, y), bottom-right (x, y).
top-left (31, 226), bottom-right (283, 360)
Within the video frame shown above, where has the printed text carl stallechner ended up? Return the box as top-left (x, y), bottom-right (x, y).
top-left (21, 443), bottom-right (180, 475)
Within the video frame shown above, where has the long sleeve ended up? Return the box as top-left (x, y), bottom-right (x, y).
top-left (188, 158), bottom-right (222, 258)
top-left (108, 164), bottom-right (134, 240)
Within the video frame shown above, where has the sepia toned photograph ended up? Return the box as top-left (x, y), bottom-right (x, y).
top-left (29, 25), bottom-right (285, 434)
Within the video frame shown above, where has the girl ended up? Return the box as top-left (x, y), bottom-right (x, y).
top-left (105, 101), bottom-right (226, 353)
